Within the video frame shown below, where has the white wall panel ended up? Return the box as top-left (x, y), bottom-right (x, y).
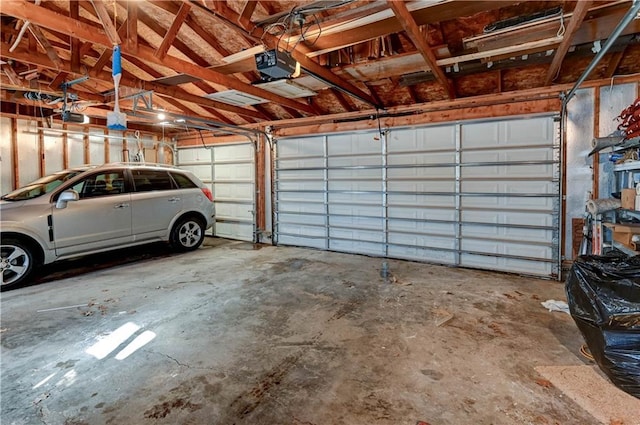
top-left (43, 130), bottom-right (64, 174)
top-left (1, 117), bottom-right (13, 194)
top-left (16, 120), bottom-right (40, 185)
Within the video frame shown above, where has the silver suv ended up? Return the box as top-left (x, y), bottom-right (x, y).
top-left (1, 163), bottom-right (215, 289)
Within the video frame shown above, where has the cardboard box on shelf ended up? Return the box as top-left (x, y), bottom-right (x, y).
top-left (621, 188), bottom-right (637, 210)
top-left (604, 222), bottom-right (640, 250)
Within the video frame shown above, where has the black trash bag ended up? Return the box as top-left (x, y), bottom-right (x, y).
top-left (565, 254), bottom-right (640, 398)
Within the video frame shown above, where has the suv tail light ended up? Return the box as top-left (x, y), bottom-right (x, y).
top-left (201, 187), bottom-right (214, 202)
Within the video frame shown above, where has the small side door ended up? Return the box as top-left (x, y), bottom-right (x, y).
top-left (52, 170), bottom-right (132, 256)
top-left (130, 169), bottom-right (183, 239)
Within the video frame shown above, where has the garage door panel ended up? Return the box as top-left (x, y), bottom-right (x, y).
top-left (214, 182), bottom-right (254, 199)
top-left (462, 196), bottom-right (554, 210)
top-left (278, 137), bottom-right (325, 156)
top-left (388, 151), bottom-right (456, 166)
top-left (330, 239), bottom-right (384, 256)
top-left (388, 180), bottom-right (455, 193)
top-left (389, 207), bottom-right (456, 222)
top-left (388, 245), bottom-right (456, 265)
top-left (178, 143), bottom-right (256, 242)
top-left (462, 180), bottom-right (555, 194)
top-left (215, 164), bottom-right (253, 180)
top-left (462, 210), bottom-right (553, 226)
top-left (389, 126), bottom-right (456, 151)
top-left (388, 193), bottom-right (456, 207)
top-left (275, 115), bottom-right (559, 278)
top-left (389, 221), bottom-right (456, 236)
top-left (328, 133), bottom-right (381, 155)
top-left (462, 224), bottom-right (553, 243)
top-left (279, 201), bottom-right (326, 215)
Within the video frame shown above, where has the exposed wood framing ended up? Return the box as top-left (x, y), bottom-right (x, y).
top-left (255, 135), bottom-right (266, 235)
top-left (273, 98), bottom-right (561, 137)
top-left (238, 1), bottom-right (258, 29)
top-left (2, 1), bottom-right (316, 116)
top-left (11, 117), bottom-right (19, 188)
top-left (91, 19), bottom-right (129, 75)
top-left (387, 0), bottom-right (455, 99)
top-left (38, 124), bottom-right (45, 178)
top-left (194, 1), bottom-right (380, 108)
top-left (605, 50), bottom-right (625, 79)
top-left (69, 1), bottom-right (81, 73)
top-left (155, 2), bottom-right (191, 60)
top-left (90, 0), bottom-right (122, 46)
top-left (545, 1), bottom-right (592, 85)
top-left (126, 1), bottom-right (138, 53)
top-left (593, 87), bottom-right (600, 199)
top-left (62, 123), bottom-right (69, 169)
top-left (2, 64), bottom-right (23, 86)
top-left (104, 128), bottom-right (110, 163)
top-left (1, 44), bottom-right (267, 120)
top-left (331, 88), bottom-right (355, 112)
top-left (83, 127), bottom-right (90, 164)
top-left (49, 72), bottom-right (68, 89)
top-left (28, 24), bottom-right (63, 69)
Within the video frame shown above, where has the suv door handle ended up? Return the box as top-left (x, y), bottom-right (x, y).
top-left (114, 203), bottom-right (130, 209)
top-left (168, 197), bottom-right (180, 203)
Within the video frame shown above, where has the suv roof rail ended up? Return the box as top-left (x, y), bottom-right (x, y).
top-left (99, 162), bottom-right (178, 168)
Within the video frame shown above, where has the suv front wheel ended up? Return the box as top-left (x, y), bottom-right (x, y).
top-left (1, 238), bottom-right (38, 289)
top-left (170, 216), bottom-right (205, 251)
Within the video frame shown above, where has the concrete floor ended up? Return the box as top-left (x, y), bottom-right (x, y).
top-left (0, 238), bottom-right (608, 424)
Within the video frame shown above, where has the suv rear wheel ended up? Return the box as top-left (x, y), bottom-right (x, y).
top-left (1, 238), bottom-right (37, 289)
top-left (170, 216), bottom-right (205, 251)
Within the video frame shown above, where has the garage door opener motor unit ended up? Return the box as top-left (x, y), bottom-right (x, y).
top-left (255, 49), bottom-right (297, 79)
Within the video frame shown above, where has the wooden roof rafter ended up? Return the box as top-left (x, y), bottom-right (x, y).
top-left (190, 0), bottom-right (381, 109)
top-left (544, 0), bottom-right (592, 86)
top-left (155, 2), bottom-right (191, 60)
top-left (1, 0), bottom-right (317, 116)
top-left (387, 0), bottom-right (455, 99)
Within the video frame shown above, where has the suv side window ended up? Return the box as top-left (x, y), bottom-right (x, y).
top-left (70, 171), bottom-right (126, 199)
top-left (132, 170), bottom-right (174, 192)
top-left (170, 172), bottom-right (198, 189)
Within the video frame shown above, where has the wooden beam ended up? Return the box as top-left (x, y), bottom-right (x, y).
top-left (49, 71), bottom-right (68, 89)
top-left (1, 43), bottom-right (266, 120)
top-left (126, 1), bottom-right (138, 53)
top-left (388, 0), bottom-right (454, 99)
top-left (90, 0), bottom-right (122, 46)
top-left (2, 1), bottom-right (315, 115)
top-left (155, 2), bottom-right (191, 60)
top-left (274, 98), bottom-right (561, 137)
top-left (308, 1), bottom-right (520, 56)
top-left (238, 1), bottom-right (258, 28)
top-left (91, 19), bottom-right (129, 75)
top-left (11, 117), bottom-right (19, 189)
top-left (2, 64), bottom-right (23, 86)
top-left (192, 1), bottom-right (379, 109)
top-left (604, 49), bottom-right (625, 79)
top-left (545, 0), bottom-right (592, 85)
top-left (331, 87), bottom-right (354, 112)
top-left (69, 1), bottom-right (81, 73)
top-left (27, 24), bottom-right (63, 69)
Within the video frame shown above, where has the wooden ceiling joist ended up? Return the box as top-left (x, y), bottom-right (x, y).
top-left (545, 1), bottom-right (592, 86)
top-left (126, 1), bottom-right (138, 53)
top-left (387, 0), bottom-right (455, 99)
top-left (2, 0), bottom-right (316, 116)
top-left (155, 2), bottom-right (191, 60)
top-left (27, 24), bottom-right (63, 69)
top-left (90, 0), bottom-right (122, 46)
top-left (238, 1), bottom-right (258, 29)
top-left (0, 43), bottom-right (266, 120)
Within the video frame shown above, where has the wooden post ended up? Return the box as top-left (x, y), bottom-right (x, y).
top-left (62, 124), bottom-right (69, 169)
top-left (83, 127), bottom-right (90, 164)
top-left (122, 131), bottom-right (128, 162)
top-left (11, 117), bottom-right (19, 189)
top-left (38, 122), bottom-right (45, 177)
top-left (104, 128), bottom-right (110, 163)
top-left (593, 87), bottom-right (600, 199)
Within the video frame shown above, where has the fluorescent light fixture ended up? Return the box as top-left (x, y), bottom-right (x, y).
top-left (254, 79), bottom-right (316, 98)
top-left (157, 112), bottom-right (166, 120)
top-left (205, 90), bottom-right (267, 106)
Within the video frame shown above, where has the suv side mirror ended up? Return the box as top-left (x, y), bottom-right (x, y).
top-left (56, 190), bottom-right (79, 209)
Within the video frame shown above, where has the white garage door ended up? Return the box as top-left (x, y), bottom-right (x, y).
top-left (275, 115), bottom-right (560, 278)
top-left (177, 142), bottom-right (256, 242)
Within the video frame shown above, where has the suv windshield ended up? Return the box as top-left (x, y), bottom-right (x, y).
top-left (1, 170), bottom-right (85, 201)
